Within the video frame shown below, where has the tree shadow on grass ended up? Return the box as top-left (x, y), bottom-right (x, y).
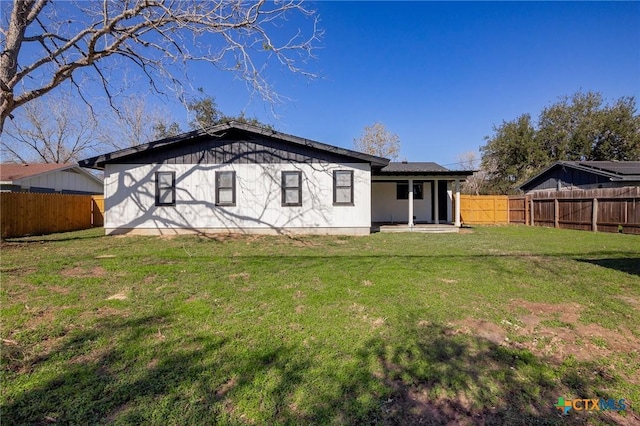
top-left (2, 314), bottom-right (633, 425)
top-left (356, 322), bottom-right (631, 425)
top-left (576, 257), bottom-right (640, 277)
top-left (3, 228), bottom-right (104, 245)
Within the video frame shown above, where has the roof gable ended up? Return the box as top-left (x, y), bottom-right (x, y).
top-left (0, 163), bottom-right (75, 181)
top-left (520, 161), bottom-right (640, 191)
top-left (80, 122), bottom-right (389, 169)
top-left (0, 163), bottom-right (103, 188)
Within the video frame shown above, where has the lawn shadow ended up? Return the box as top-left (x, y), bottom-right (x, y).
top-left (2, 315), bottom-right (632, 424)
top-left (3, 228), bottom-right (104, 244)
top-left (576, 257), bottom-right (640, 277)
top-left (353, 321), bottom-right (631, 425)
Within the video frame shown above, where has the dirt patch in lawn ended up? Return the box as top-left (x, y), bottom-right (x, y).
top-left (381, 385), bottom-right (501, 425)
top-left (0, 266), bottom-right (37, 275)
top-left (106, 292), bottom-right (128, 301)
top-left (456, 319), bottom-right (507, 345)
top-left (616, 295), bottom-right (640, 307)
top-left (515, 300), bottom-right (582, 324)
top-left (509, 300), bottom-right (640, 362)
top-left (228, 272), bottom-right (250, 280)
top-left (61, 266), bottom-right (107, 278)
top-left (456, 301), bottom-right (640, 364)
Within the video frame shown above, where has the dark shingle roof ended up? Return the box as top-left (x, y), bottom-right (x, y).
top-left (79, 121), bottom-right (390, 169)
top-left (519, 161), bottom-right (640, 190)
top-left (572, 161), bottom-right (640, 177)
top-left (380, 162), bottom-right (449, 173)
top-left (375, 162), bottom-right (474, 177)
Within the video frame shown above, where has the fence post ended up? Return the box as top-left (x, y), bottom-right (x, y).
top-left (530, 197), bottom-right (535, 226)
top-left (554, 198), bottom-right (559, 228)
top-left (592, 198), bottom-right (598, 232)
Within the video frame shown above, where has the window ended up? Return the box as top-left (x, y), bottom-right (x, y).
top-left (333, 170), bottom-right (354, 205)
top-left (282, 171), bottom-right (302, 206)
top-left (396, 182), bottom-right (424, 200)
top-left (216, 171), bottom-right (236, 206)
top-left (155, 171), bottom-right (176, 206)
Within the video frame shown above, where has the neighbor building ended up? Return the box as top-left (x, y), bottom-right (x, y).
top-left (520, 161), bottom-right (640, 193)
top-left (0, 163), bottom-right (103, 195)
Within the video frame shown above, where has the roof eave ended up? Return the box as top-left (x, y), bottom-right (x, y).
top-left (374, 170), bottom-right (475, 177)
top-left (79, 121), bottom-right (390, 169)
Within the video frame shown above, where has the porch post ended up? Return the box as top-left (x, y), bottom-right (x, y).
top-left (408, 179), bottom-right (414, 227)
top-left (454, 179), bottom-right (461, 227)
top-left (433, 179), bottom-right (439, 224)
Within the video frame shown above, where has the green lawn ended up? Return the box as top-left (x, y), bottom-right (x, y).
top-left (1, 226), bottom-right (639, 425)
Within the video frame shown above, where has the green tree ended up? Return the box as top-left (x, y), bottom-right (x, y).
top-left (187, 95), bottom-right (222, 130)
top-left (187, 93), bottom-right (274, 132)
top-left (153, 121), bottom-right (182, 140)
top-left (480, 114), bottom-right (542, 194)
top-left (536, 91), bottom-right (604, 161)
top-left (591, 97), bottom-right (640, 161)
top-left (480, 91), bottom-right (640, 193)
top-left (220, 111), bottom-right (275, 131)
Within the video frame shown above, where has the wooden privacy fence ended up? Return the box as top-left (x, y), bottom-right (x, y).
top-left (527, 187), bottom-right (640, 235)
top-left (459, 188), bottom-right (640, 234)
top-left (0, 193), bottom-right (104, 238)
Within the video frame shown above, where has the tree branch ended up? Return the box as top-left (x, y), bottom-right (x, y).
top-left (1, 0), bottom-right (320, 133)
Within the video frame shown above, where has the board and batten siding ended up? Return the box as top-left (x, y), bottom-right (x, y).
top-left (112, 134), bottom-right (370, 166)
top-left (104, 163), bottom-right (372, 235)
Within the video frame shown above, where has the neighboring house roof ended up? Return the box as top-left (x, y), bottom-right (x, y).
top-left (520, 161), bottom-right (640, 191)
top-left (0, 163), bottom-right (103, 186)
top-left (375, 161), bottom-right (475, 176)
top-left (571, 161), bottom-right (640, 178)
top-left (79, 121), bottom-right (390, 170)
top-left (1, 163), bottom-right (73, 181)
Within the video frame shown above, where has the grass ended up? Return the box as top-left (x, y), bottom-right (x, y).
top-left (1, 226), bottom-right (639, 425)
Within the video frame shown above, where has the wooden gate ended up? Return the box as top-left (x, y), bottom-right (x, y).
top-left (459, 195), bottom-right (509, 225)
top-left (92, 195), bottom-right (104, 226)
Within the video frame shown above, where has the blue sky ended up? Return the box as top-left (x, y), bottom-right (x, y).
top-left (14, 1), bottom-right (638, 167)
top-left (182, 1), bottom-right (639, 168)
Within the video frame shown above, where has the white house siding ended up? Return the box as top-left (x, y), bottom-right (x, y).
top-left (371, 181), bottom-right (433, 223)
top-left (104, 163), bottom-right (371, 235)
top-left (22, 169), bottom-right (102, 194)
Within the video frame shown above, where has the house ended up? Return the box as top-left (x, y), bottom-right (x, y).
top-left (79, 122), bottom-right (473, 235)
top-left (520, 161), bottom-right (640, 193)
top-left (0, 163), bottom-right (103, 195)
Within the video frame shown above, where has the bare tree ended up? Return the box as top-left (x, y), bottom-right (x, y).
top-left (0, 0), bottom-right (321, 133)
top-left (455, 151), bottom-right (479, 171)
top-left (97, 96), bottom-right (180, 149)
top-left (2, 92), bottom-right (98, 163)
top-left (453, 151), bottom-right (481, 195)
top-left (353, 122), bottom-right (400, 160)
